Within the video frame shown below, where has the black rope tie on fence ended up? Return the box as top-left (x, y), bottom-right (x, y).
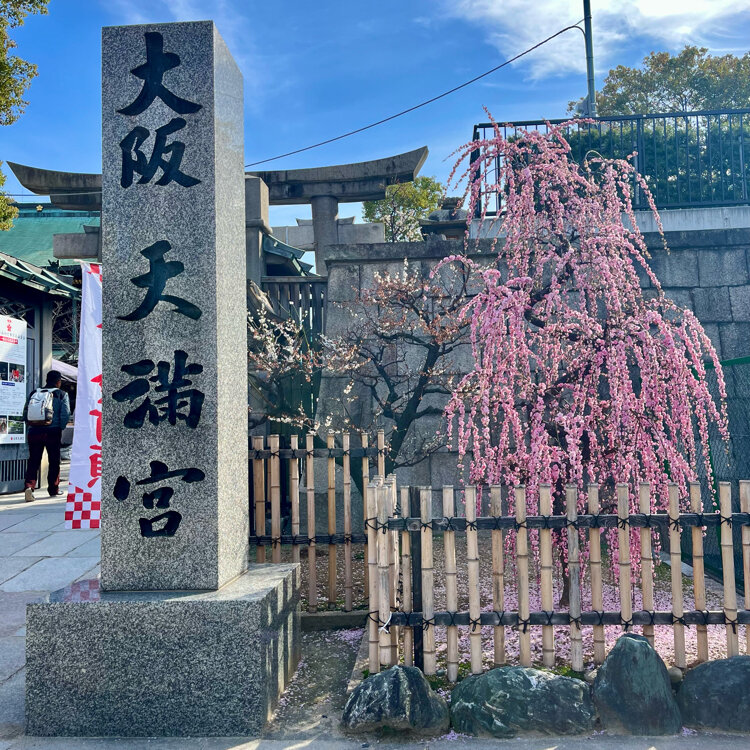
top-left (367, 611), bottom-right (380, 627)
top-left (344, 534), bottom-right (352, 544)
top-left (671, 613), bottom-right (686, 626)
top-left (326, 534), bottom-right (337, 545)
top-left (721, 514), bottom-right (734, 528)
top-left (641, 610), bottom-right (656, 627)
top-left (445, 611), bottom-right (458, 628)
top-left (270, 450), bottom-right (280, 459)
top-left (592, 610), bottom-right (605, 627)
top-left (698, 609), bottom-right (711, 626)
top-left (443, 516), bottom-right (456, 531)
top-left (492, 516), bottom-right (504, 531)
top-left (306, 449), bottom-right (314, 458)
top-left (403, 612), bottom-right (420, 628)
top-left (492, 610), bottom-right (506, 627)
top-left (422, 616), bottom-right (436, 631)
top-left (620, 613), bottom-right (634, 632)
top-left (540, 515), bottom-right (553, 529)
top-left (466, 519), bottom-right (478, 532)
top-left (290, 535), bottom-right (304, 546)
top-left (271, 536), bottom-right (281, 549)
top-left (470, 617), bottom-right (482, 632)
top-left (542, 610), bottom-right (555, 627)
top-left (342, 449), bottom-right (350, 457)
top-left (694, 513), bottom-right (706, 527)
top-left (725, 614), bottom-right (739, 634)
top-left (516, 617), bottom-right (531, 633)
top-left (514, 519), bottom-right (528, 531)
top-left (570, 616), bottom-right (582, 630)
top-left (565, 517), bottom-right (579, 530)
top-left (421, 519), bottom-right (433, 532)
top-left (668, 516), bottom-right (681, 532)
top-left (251, 449), bottom-right (264, 460)
top-left (643, 514), bottom-right (656, 528)
top-left (617, 516), bottom-right (629, 530)
top-left (365, 516), bottom-right (378, 532)
top-left (589, 514), bottom-right (602, 528)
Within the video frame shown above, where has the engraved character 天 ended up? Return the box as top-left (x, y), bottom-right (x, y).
top-left (113, 460), bottom-right (205, 538)
top-left (112, 349), bottom-right (204, 429)
top-left (117, 32), bottom-right (202, 116)
top-left (118, 240), bottom-right (202, 321)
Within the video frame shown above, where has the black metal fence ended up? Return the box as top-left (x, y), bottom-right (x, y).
top-left (472, 108), bottom-right (750, 213)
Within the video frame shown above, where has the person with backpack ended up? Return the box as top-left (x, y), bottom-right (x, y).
top-left (23, 370), bottom-right (71, 502)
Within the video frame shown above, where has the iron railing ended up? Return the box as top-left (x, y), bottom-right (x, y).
top-left (472, 108), bottom-right (750, 214)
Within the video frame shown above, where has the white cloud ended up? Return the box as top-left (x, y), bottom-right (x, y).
top-left (445, 0), bottom-right (750, 80)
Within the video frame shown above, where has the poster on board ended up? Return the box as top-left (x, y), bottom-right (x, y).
top-left (0, 316), bottom-right (27, 444)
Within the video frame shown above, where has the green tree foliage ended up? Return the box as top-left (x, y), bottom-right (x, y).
top-left (1, 0), bottom-right (49, 229)
top-left (362, 176), bottom-right (445, 242)
top-left (569, 46), bottom-right (750, 116)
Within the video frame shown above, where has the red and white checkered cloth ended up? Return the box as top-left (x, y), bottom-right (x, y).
top-left (64, 485), bottom-right (101, 529)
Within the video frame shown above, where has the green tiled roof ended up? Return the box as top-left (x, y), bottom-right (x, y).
top-left (0, 203), bottom-right (100, 268)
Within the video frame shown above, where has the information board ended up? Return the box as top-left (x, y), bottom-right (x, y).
top-left (0, 316), bottom-right (27, 444)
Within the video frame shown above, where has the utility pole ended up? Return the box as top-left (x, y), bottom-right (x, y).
top-left (583, 0), bottom-right (597, 116)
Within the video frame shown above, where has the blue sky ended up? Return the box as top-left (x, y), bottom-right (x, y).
top-left (4, 0), bottom-right (750, 228)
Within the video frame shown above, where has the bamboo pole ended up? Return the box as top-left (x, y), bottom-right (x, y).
top-left (306, 432), bottom-right (317, 613)
top-left (377, 429), bottom-right (386, 477)
top-left (327, 431), bottom-right (337, 608)
top-left (343, 432), bottom-right (352, 611)
top-left (741, 480), bottom-right (750, 655)
top-left (668, 483), bottom-right (686, 671)
top-left (269, 434), bottom-right (281, 564)
top-left (491, 485), bottom-right (505, 666)
top-left (466, 485), bottom-right (482, 674)
top-left (443, 485), bottom-right (458, 681)
top-left (639, 482), bottom-right (655, 647)
top-left (617, 484), bottom-right (632, 633)
top-left (252, 436), bottom-right (265, 563)
top-left (539, 483), bottom-right (554, 667)
top-left (690, 482), bottom-right (709, 663)
top-left (366, 482), bottom-right (379, 673)
top-left (362, 432), bottom-right (370, 599)
top-left (515, 485), bottom-right (531, 667)
top-left (421, 487), bottom-right (436, 675)
top-left (588, 485), bottom-right (605, 665)
top-left (719, 482), bottom-right (739, 657)
top-left (567, 484), bottom-right (583, 673)
top-left (290, 435), bottom-right (300, 564)
top-left (401, 486), bottom-right (413, 666)
top-left (386, 475), bottom-right (398, 665)
top-left (377, 483), bottom-right (391, 668)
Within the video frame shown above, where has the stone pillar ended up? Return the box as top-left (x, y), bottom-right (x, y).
top-left (25, 21), bottom-right (300, 738)
top-left (311, 194), bottom-right (339, 275)
top-left (245, 175), bottom-right (270, 284)
top-left (100, 21), bottom-right (248, 591)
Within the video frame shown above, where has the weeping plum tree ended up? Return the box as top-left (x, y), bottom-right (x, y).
top-left (442, 116), bottom-right (728, 597)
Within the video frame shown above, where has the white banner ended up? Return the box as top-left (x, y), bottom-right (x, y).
top-left (0, 316), bottom-right (27, 444)
top-left (65, 263), bottom-right (102, 530)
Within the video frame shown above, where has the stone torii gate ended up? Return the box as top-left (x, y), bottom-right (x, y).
top-left (9, 146), bottom-right (428, 275)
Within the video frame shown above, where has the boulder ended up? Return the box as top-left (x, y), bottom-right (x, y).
top-left (593, 634), bottom-right (681, 735)
top-left (342, 665), bottom-right (449, 735)
top-left (678, 655), bottom-right (750, 732)
top-left (450, 666), bottom-right (596, 738)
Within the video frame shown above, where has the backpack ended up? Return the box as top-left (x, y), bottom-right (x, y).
top-left (27, 388), bottom-right (58, 426)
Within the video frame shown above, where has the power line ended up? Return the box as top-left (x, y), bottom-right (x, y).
top-left (244, 22), bottom-right (585, 168)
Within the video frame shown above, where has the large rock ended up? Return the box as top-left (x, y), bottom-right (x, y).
top-left (678, 655), bottom-right (750, 731)
top-left (593, 634), bottom-right (681, 735)
top-left (342, 665), bottom-right (449, 735)
top-left (450, 666), bottom-right (595, 738)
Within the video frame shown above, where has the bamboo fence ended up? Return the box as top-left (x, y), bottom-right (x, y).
top-left (366, 480), bottom-right (750, 677)
top-left (249, 430), bottom-right (386, 612)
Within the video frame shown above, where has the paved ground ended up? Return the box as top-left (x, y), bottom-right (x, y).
top-left (0, 463), bottom-right (102, 745)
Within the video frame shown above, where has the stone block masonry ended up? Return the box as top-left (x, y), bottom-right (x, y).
top-left (25, 564), bottom-right (300, 736)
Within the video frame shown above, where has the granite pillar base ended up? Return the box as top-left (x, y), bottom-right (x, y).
top-left (25, 564), bottom-right (300, 737)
